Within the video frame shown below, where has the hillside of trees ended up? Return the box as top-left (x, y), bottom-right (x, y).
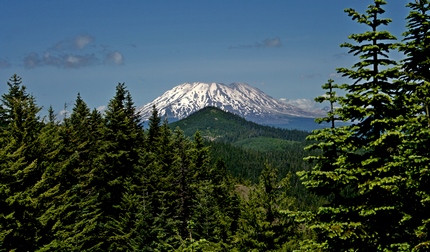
top-left (168, 106), bottom-right (322, 209)
top-left (169, 106), bottom-right (310, 143)
top-left (1, 0), bottom-right (430, 251)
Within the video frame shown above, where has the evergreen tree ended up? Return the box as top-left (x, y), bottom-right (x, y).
top-left (298, 1), bottom-right (410, 250)
top-left (108, 177), bottom-right (149, 252)
top-left (206, 158), bottom-right (241, 248)
top-left (34, 94), bottom-right (103, 251)
top-left (396, 0), bottom-right (430, 250)
top-left (0, 75), bottom-right (43, 251)
top-left (188, 131), bottom-right (215, 241)
top-left (172, 128), bottom-right (194, 242)
top-left (134, 107), bottom-right (179, 251)
top-left (233, 164), bottom-right (297, 251)
top-left (32, 106), bottom-right (64, 250)
top-left (147, 105), bottom-right (161, 150)
top-left (92, 83), bottom-right (145, 250)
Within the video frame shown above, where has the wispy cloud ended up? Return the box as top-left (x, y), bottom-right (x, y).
top-left (51, 34), bottom-right (95, 51)
top-left (24, 53), bottom-right (41, 68)
top-left (230, 37), bottom-right (283, 49)
top-left (96, 105), bottom-right (106, 114)
top-left (24, 52), bottom-right (98, 69)
top-left (75, 34), bottom-right (94, 49)
top-left (104, 51), bottom-right (124, 65)
top-left (0, 58), bottom-right (11, 68)
top-left (261, 37), bottom-right (282, 48)
top-left (58, 109), bottom-right (69, 117)
top-left (24, 33), bottom-right (124, 69)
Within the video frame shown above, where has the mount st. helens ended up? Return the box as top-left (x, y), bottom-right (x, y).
top-left (137, 82), bottom-right (325, 125)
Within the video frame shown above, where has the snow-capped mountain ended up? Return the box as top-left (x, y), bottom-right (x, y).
top-left (137, 82), bottom-right (325, 124)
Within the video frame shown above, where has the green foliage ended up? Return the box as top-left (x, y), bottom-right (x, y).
top-left (396, 1), bottom-right (430, 250)
top-left (232, 164), bottom-right (300, 251)
top-left (0, 75), bottom-right (43, 251)
top-left (233, 137), bottom-right (299, 152)
top-left (0, 77), bottom-right (244, 251)
top-left (298, 0), bottom-right (430, 251)
top-left (34, 93), bottom-right (104, 251)
top-left (169, 106), bottom-right (322, 210)
top-left (169, 106), bottom-right (309, 143)
top-left (3, 2), bottom-right (429, 250)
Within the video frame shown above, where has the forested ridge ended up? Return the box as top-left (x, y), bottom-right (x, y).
top-left (169, 106), bottom-right (310, 143)
top-left (169, 106), bottom-right (322, 210)
top-left (1, 0), bottom-right (430, 251)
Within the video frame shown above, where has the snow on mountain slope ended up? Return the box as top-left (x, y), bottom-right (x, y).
top-left (137, 82), bottom-right (325, 122)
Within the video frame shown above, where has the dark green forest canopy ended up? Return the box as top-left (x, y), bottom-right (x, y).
top-left (0, 76), bottom-right (313, 251)
top-left (169, 106), bottom-right (310, 143)
top-left (1, 1), bottom-right (430, 251)
top-left (168, 106), bottom-right (315, 191)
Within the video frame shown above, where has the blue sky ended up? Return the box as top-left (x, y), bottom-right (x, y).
top-left (0, 1), bottom-right (409, 114)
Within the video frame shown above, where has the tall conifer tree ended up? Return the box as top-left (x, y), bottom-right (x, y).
top-left (233, 164), bottom-right (297, 251)
top-left (397, 0), bottom-right (430, 250)
top-left (298, 1), bottom-right (410, 250)
top-left (0, 75), bottom-right (43, 251)
top-left (35, 94), bottom-right (103, 251)
top-left (92, 83), bottom-right (144, 250)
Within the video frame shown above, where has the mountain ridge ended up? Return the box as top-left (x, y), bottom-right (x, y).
top-left (168, 106), bottom-right (309, 143)
top-left (137, 82), bottom-right (325, 124)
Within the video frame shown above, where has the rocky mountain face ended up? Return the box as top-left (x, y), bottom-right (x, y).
top-left (137, 82), bottom-right (325, 124)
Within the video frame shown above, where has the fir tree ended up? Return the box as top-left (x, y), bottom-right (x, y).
top-left (0, 75), bottom-right (43, 251)
top-left (233, 164), bottom-right (297, 251)
top-left (91, 83), bottom-right (145, 250)
top-left (172, 128), bottom-right (194, 242)
top-left (35, 94), bottom-right (103, 251)
top-left (396, 0), bottom-right (430, 250)
top-left (205, 158), bottom-right (240, 248)
top-left (147, 105), bottom-right (161, 150)
top-left (298, 1), bottom-right (410, 250)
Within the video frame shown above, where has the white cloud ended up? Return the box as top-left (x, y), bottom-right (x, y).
top-left (104, 51), bottom-right (124, 65)
top-left (230, 37), bottom-right (283, 49)
top-left (63, 54), bottom-right (98, 68)
top-left (96, 105), bottom-right (106, 113)
top-left (52, 33), bottom-right (94, 51)
top-left (262, 37), bottom-right (282, 48)
top-left (59, 109), bottom-right (69, 117)
top-left (23, 33), bottom-right (124, 69)
top-left (74, 34), bottom-right (94, 49)
top-left (24, 52), bottom-right (98, 69)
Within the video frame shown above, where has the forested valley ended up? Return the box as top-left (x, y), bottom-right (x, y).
top-left (2, 0), bottom-right (430, 251)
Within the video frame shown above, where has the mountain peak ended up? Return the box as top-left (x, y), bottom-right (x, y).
top-left (137, 82), bottom-right (324, 123)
